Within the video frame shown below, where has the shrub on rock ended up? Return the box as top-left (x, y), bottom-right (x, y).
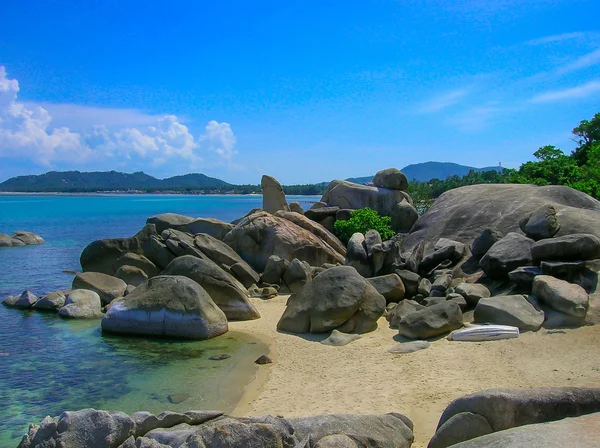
top-left (334, 207), bottom-right (395, 243)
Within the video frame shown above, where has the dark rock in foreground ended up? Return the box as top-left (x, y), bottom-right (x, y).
top-left (18, 409), bottom-right (414, 448)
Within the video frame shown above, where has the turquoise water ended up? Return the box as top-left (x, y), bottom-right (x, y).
top-left (0, 194), bottom-right (317, 446)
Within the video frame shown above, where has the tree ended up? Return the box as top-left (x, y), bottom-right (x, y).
top-left (571, 112), bottom-right (600, 166)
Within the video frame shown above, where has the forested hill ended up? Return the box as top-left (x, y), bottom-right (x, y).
top-left (0, 171), bottom-right (231, 192)
top-left (346, 161), bottom-right (502, 184)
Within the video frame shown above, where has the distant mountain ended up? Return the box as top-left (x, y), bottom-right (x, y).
top-left (0, 170), bottom-right (231, 192)
top-left (346, 161), bottom-right (503, 184)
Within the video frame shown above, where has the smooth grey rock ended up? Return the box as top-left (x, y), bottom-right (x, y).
top-left (345, 233), bottom-right (372, 277)
top-left (532, 233), bottom-right (600, 262)
top-left (480, 233), bottom-right (534, 279)
top-left (147, 214), bottom-right (233, 240)
top-left (283, 258), bottom-right (313, 293)
top-left (33, 290), bottom-right (67, 310)
top-left (387, 299), bottom-right (426, 328)
top-left (388, 341), bottom-right (430, 354)
top-left (454, 283), bottom-right (491, 307)
top-left (261, 175), bottom-right (290, 214)
top-left (320, 330), bottom-right (361, 346)
top-left (304, 206), bottom-right (340, 221)
top-left (521, 204), bottom-right (560, 240)
top-left (72, 272), bottom-right (128, 305)
top-left (277, 266), bottom-right (385, 334)
top-left (423, 296), bottom-right (447, 307)
top-left (431, 273), bottom-right (452, 292)
top-left (4, 290), bottom-right (38, 308)
top-left (418, 278), bottom-right (432, 297)
top-left (145, 235), bottom-right (176, 269)
top-left (471, 228), bottom-right (504, 258)
top-left (402, 184), bottom-right (600, 257)
top-left (447, 293), bottom-right (468, 310)
top-left (449, 412), bottom-right (600, 448)
top-left (101, 275), bottom-right (228, 339)
top-left (372, 168), bottom-right (408, 191)
top-left (436, 387), bottom-right (600, 433)
top-left (261, 255), bottom-right (290, 285)
top-left (11, 231), bottom-right (45, 245)
top-left (80, 224), bottom-right (158, 275)
top-left (289, 202), bottom-right (304, 214)
top-left (397, 301), bottom-right (463, 339)
top-left (162, 256), bottom-right (260, 321)
top-left (508, 266), bottom-right (541, 289)
top-left (59, 289), bottom-right (103, 318)
top-left (395, 269), bottom-right (421, 298)
top-left (532, 275), bottom-right (589, 317)
top-left (428, 412), bottom-right (493, 448)
top-left (223, 211), bottom-right (345, 272)
top-left (365, 229), bottom-right (385, 274)
top-left (367, 274), bottom-right (405, 303)
top-left (0, 233), bottom-right (13, 247)
top-left (289, 413), bottom-right (414, 448)
top-left (115, 265), bottom-right (148, 287)
top-left (113, 253), bottom-right (160, 278)
top-left (274, 210), bottom-right (346, 256)
top-left (131, 410), bottom-right (223, 437)
top-left (390, 201), bottom-right (419, 233)
top-left (474, 295), bottom-right (544, 331)
top-left (335, 209), bottom-right (353, 221)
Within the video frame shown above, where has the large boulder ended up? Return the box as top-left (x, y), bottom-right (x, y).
top-left (454, 283), bottom-right (491, 307)
top-left (532, 275), bottom-right (589, 317)
top-left (435, 387), bottom-right (600, 434)
top-left (449, 412), bottom-right (600, 448)
top-left (2, 290), bottom-right (38, 308)
top-left (193, 233), bottom-right (260, 287)
top-left (147, 213), bottom-right (233, 240)
top-left (101, 276), bottom-right (228, 339)
top-left (277, 266), bottom-right (386, 334)
top-left (115, 265), bottom-right (148, 287)
top-left (0, 233), bottom-right (13, 246)
top-left (372, 168), bottom-right (408, 191)
top-left (402, 184), bottom-right (600, 256)
top-left (80, 224), bottom-right (158, 275)
top-left (471, 228), bottom-right (504, 258)
top-left (283, 258), bottom-right (313, 293)
top-left (261, 255), bottom-right (290, 285)
top-left (531, 233), bottom-right (600, 262)
top-left (72, 272), bottom-right (128, 305)
top-left (428, 412), bottom-right (493, 448)
top-left (396, 301), bottom-right (463, 339)
top-left (387, 299), bottom-right (426, 328)
top-left (479, 233), bottom-right (534, 279)
top-left (274, 210), bottom-right (346, 256)
top-left (33, 290), bottom-right (67, 310)
top-left (162, 256), bottom-right (260, 321)
top-left (58, 289), bottom-right (103, 318)
top-left (223, 211), bottom-right (345, 272)
top-left (474, 295), bottom-right (544, 331)
top-left (18, 409), bottom-right (135, 448)
top-left (320, 180), bottom-right (417, 232)
top-left (261, 175), bottom-right (290, 214)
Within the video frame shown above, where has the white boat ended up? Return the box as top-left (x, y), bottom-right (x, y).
top-left (448, 325), bottom-right (520, 342)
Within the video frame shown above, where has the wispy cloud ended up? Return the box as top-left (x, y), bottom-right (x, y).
top-left (530, 80), bottom-right (600, 103)
top-left (445, 104), bottom-right (506, 132)
top-left (418, 89), bottom-right (468, 113)
top-left (526, 32), bottom-right (588, 46)
top-left (554, 47), bottom-right (600, 76)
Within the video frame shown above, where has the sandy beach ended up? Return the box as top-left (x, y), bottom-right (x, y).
top-left (231, 294), bottom-right (600, 447)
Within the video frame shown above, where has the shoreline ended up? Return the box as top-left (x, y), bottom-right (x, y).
top-left (229, 294), bottom-right (600, 448)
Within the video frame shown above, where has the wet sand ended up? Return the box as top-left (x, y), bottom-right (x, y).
top-left (231, 294), bottom-right (600, 447)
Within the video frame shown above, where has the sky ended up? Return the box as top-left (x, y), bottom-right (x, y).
top-left (0, 0), bottom-right (599, 184)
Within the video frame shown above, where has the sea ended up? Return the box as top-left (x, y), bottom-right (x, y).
top-left (0, 194), bottom-right (318, 446)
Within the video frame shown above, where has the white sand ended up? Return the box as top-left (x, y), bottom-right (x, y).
top-left (231, 295), bottom-right (600, 447)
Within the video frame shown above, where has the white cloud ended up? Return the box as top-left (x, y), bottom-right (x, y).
top-left (203, 120), bottom-right (237, 162)
top-left (0, 66), bottom-right (237, 171)
top-left (445, 104), bottom-right (505, 132)
top-left (554, 47), bottom-right (600, 76)
top-left (526, 32), bottom-right (588, 46)
top-left (418, 89), bottom-right (468, 113)
top-left (530, 80), bottom-right (600, 103)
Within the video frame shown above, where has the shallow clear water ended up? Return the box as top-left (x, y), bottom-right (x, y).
top-left (0, 194), bottom-right (317, 446)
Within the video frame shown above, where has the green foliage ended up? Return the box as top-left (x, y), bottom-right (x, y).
top-left (334, 207), bottom-right (395, 243)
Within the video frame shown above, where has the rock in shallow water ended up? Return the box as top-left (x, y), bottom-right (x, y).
top-left (101, 275), bottom-right (228, 340)
top-left (58, 289), bottom-right (103, 318)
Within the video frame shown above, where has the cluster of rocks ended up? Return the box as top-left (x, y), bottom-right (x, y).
top-left (0, 231), bottom-right (45, 247)
top-left (18, 408), bottom-right (415, 448)
top-left (18, 387), bottom-right (600, 448)
top-left (261, 169), bottom-right (419, 234)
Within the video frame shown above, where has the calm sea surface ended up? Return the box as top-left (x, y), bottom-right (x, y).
top-left (0, 194), bottom-right (317, 446)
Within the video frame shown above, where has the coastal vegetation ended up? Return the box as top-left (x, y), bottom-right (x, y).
top-left (333, 207), bottom-right (395, 243)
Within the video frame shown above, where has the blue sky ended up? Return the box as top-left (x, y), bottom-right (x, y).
top-left (1, 0), bottom-right (599, 184)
